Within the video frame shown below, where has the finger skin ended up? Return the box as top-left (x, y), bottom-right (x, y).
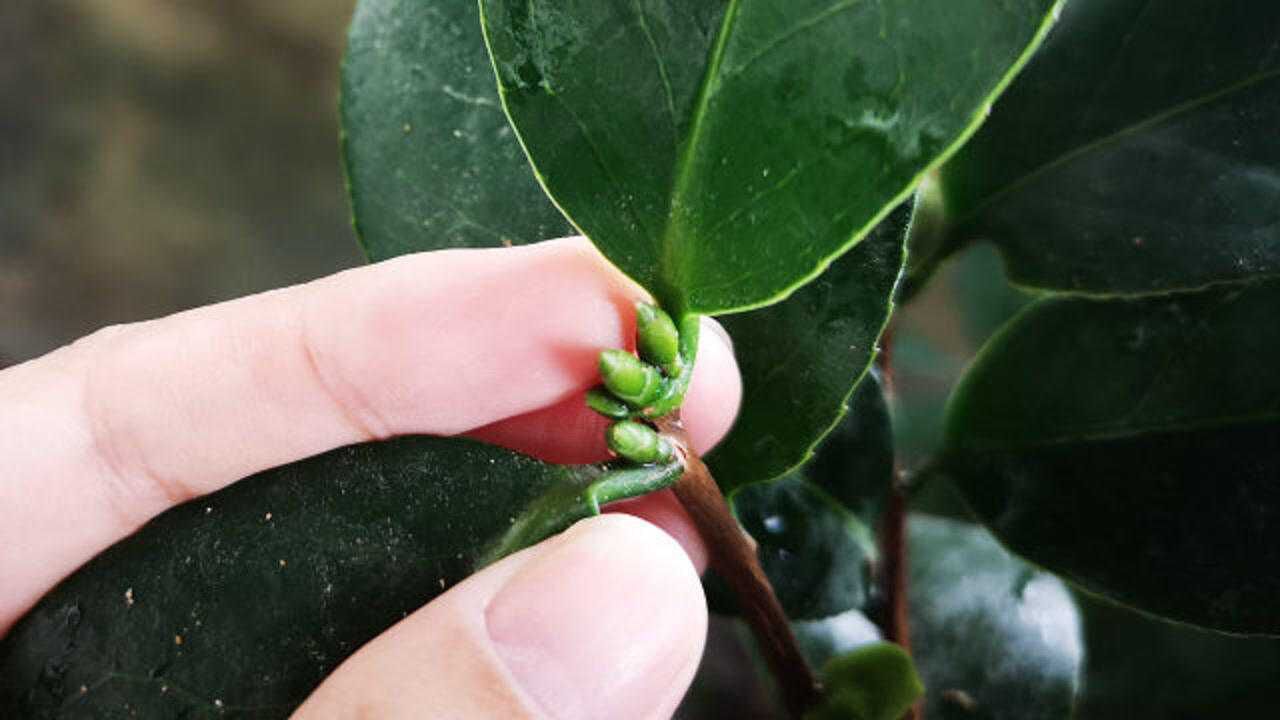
top-left (0, 238), bottom-right (741, 634)
top-left (293, 514), bottom-right (707, 720)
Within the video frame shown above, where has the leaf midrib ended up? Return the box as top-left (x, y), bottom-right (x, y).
top-left (954, 66), bottom-right (1280, 231)
top-left (659, 0), bottom-right (743, 302)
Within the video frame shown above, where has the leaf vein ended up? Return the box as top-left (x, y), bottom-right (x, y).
top-left (716, 0), bottom-right (867, 89)
top-left (630, 0), bottom-right (679, 145)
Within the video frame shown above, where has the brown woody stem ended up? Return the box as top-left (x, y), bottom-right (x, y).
top-left (655, 416), bottom-right (822, 719)
top-left (876, 329), bottom-right (918, 719)
top-left (879, 486), bottom-right (912, 648)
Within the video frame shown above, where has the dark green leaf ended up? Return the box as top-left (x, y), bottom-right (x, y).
top-left (709, 205), bottom-right (907, 494)
top-left (727, 475), bottom-right (877, 620)
top-left (705, 373), bottom-right (892, 619)
top-left (804, 371), bottom-right (894, 525)
top-left (0, 437), bottom-right (678, 717)
top-left (909, 515), bottom-right (1082, 720)
top-left (341, 0), bottom-right (570, 260)
top-left (479, 0), bottom-right (1063, 314)
top-left (945, 279), bottom-right (1280, 634)
top-left (1074, 592), bottom-right (1280, 718)
top-left (940, 0), bottom-right (1280, 295)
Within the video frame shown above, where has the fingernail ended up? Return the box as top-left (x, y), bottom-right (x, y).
top-left (486, 515), bottom-right (706, 720)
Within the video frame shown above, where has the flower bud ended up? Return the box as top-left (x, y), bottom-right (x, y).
top-left (599, 349), bottom-right (663, 407)
top-left (635, 302), bottom-right (681, 370)
top-left (606, 420), bottom-right (673, 464)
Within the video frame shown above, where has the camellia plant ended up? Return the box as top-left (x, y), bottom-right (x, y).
top-left (4, 0), bottom-right (1279, 717)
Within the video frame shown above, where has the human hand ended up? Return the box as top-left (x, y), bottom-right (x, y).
top-left (0, 237), bottom-right (743, 718)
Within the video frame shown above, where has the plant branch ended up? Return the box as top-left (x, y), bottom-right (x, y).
top-left (655, 416), bottom-right (822, 719)
top-left (878, 486), bottom-right (911, 649)
top-left (876, 329), bottom-right (918, 720)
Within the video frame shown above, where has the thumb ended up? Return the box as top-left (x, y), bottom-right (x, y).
top-left (293, 514), bottom-right (707, 719)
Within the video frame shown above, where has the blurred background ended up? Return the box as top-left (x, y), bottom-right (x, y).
top-left (1, 0), bottom-right (362, 366)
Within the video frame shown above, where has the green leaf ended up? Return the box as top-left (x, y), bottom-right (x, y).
top-left (945, 279), bottom-right (1280, 635)
top-left (909, 515), bottom-right (1082, 720)
top-left (0, 437), bottom-right (678, 717)
top-left (727, 475), bottom-right (877, 620)
top-left (807, 642), bottom-right (923, 720)
top-left (708, 205), bottom-right (907, 494)
top-left (341, 0), bottom-right (571, 260)
top-left (479, 0), bottom-right (1064, 315)
top-left (1074, 592), bottom-right (1280, 718)
top-left (939, 0), bottom-right (1280, 295)
top-left (804, 371), bottom-right (894, 525)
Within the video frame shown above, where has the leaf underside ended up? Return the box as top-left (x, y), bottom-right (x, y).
top-left (480, 0), bottom-right (1064, 315)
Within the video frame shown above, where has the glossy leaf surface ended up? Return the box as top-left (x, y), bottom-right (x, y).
top-left (946, 279), bottom-right (1280, 634)
top-left (480, 0), bottom-right (1063, 314)
top-left (0, 437), bottom-right (677, 717)
top-left (940, 0), bottom-right (1280, 294)
top-left (909, 516), bottom-right (1082, 720)
top-left (709, 207), bottom-right (906, 494)
top-left (729, 475), bottom-right (877, 620)
top-left (342, 0), bottom-right (570, 260)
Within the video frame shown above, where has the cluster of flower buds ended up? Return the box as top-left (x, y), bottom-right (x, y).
top-left (587, 302), bottom-right (698, 465)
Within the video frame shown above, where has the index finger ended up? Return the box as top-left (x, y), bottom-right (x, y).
top-left (0, 238), bottom-right (741, 632)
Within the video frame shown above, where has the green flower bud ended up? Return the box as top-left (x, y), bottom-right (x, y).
top-left (606, 420), bottom-right (674, 464)
top-left (599, 349), bottom-right (663, 407)
top-left (585, 386), bottom-right (631, 419)
top-left (635, 302), bottom-right (681, 370)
